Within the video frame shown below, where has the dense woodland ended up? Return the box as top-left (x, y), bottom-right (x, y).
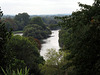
top-left (58, 0), bottom-right (100, 75)
top-left (0, 0), bottom-right (100, 75)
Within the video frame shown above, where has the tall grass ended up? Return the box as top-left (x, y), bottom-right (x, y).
top-left (1, 67), bottom-right (29, 75)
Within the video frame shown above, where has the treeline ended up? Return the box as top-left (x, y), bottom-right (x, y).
top-left (2, 13), bottom-right (62, 40)
top-left (3, 13), bottom-right (30, 31)
top-left (3, 14), bottom-right (60, 31)
top-left (41, 16), bottom-right (60, 30)
top-left (3, 13), bottom-right (51, 40)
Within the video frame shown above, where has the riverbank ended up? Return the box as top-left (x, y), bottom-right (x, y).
top-left (13, 31), bottom-right (23, 34)
top-left (13, 31), bottom-right (23, 36)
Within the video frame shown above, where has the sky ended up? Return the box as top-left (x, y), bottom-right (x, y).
top-left (0, 0), bottom-right (94, 15)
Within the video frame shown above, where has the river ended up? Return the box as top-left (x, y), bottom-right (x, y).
top-left (14, 30), bottom-right (60, 59)
top-left (14, 33), bottom-right (23, 36)
top-left (40, 30), bottom-right (60, 59)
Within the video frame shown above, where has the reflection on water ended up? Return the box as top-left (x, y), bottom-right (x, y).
top-left (40, 30), bottom-right (60, 58)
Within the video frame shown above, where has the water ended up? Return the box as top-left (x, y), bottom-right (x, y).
top-left (40, 30), bottom-right (60, 58)
top-left (14, 33), bottom-right (23, 36)
top-left (14, 30), bottom-right (60, 59)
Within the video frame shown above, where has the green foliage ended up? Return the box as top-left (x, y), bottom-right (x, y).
top-left (39, 49), bottom-right (68, 75)
top-left (41, 16), bottom-right (58, 25)
top-left (3, 18), bottom-right (18, 31)
top-left (15, 13), bottom-right (30, 25)
top-left (2, 13), bottom-right (30, 31)
top-left (13, 31), bottom-right (23, 34)
top-left (23, 24), bottom-right (51, 40)
top-left (1, 67), bottom-right (29, 75)
top-left (14, 13), bottom-right (30, 30)
top-left (59, 0), bottom-right (100, 75)
top-left (23, 17), bottom-right (51, 40)
top-left (48, 24), bottom-right (60, 30)
top-left (0, 8), bottom-right (12, 73)
top-left (27, 37), bottom-right (41, 50)
top-left (6, 35), bottom-right (44, 75)
top-left (41, 16), bottom-right (60, 30)
top-left (10, 58), bottom-right (26, 71)
top-left (30, 17), bottom-right (46, 29)
top-left (0, 10), bottom-right (44, 75)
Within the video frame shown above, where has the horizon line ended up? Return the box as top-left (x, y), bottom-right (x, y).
top-left (3, 13), bottom-right (71, 16)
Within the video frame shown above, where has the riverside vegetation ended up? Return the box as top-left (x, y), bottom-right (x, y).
top-left (58, 0), bottom-right (100, 75)
top-left (0, 6), bottom-right (59, 75)
top-left (0, 0), bottom-right (100, 75)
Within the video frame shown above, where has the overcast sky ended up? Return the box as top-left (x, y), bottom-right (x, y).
top-left (0, 0), bottom-right (94, 15)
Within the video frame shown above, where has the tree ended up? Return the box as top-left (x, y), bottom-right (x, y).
top-left (30, 17), bottom-right (46, 29)
top-left (48, 19), bottom-right (57, 25)
top-left (3, 18), bottom-right (18, 31)
top-left (48, 24), bottom-right (60, 30)
top-left (6, 35), bottom-right (44, 75)
top-left (24, 17), bottom-right (51, 40)
top-left (23, 24), bottom-right (51, 40)
top-left (59, 0), bottom-right (100, 75)
top-left (14, 13), bottom-right (30, 30)
top-left (39, 49), bottom-right (67, 75)
top-left (0, 8), bottom-right (12, 74)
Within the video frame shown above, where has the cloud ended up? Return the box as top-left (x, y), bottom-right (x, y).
top-left (0, 0), bottom-right (94, 15)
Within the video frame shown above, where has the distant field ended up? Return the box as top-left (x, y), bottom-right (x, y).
top-left (13, 31), bottom-right (23, 34)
